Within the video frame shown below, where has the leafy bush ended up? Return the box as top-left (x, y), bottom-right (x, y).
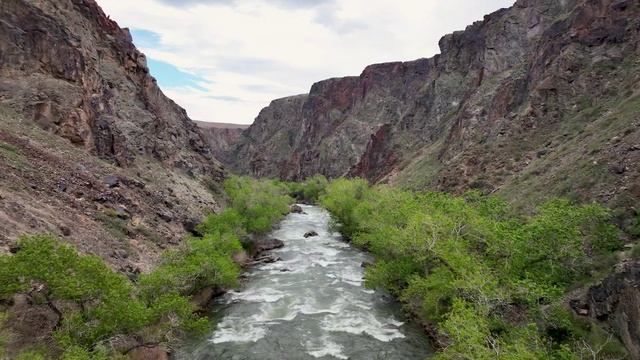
top-left (319, 178), bottom-right (370, 237)
top-left (320, 178), bottom-right (624, 358)
top-left (223, 176), bottom-right (291, 234)
top-left (286, 174), bottom-right (329, 203)
top-left (0, 235), bottom-right (204, 356)
top-left (139, 232), bottom-right (242, 299)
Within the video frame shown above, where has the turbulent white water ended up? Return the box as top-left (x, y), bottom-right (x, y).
top-left (180, 205), bottom-right (432, 360)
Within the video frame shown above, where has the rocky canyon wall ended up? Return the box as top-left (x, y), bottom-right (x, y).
top-left (0, 0), bottom-right (226, 272)
top-left (226, 0), bottom-right (640, 217)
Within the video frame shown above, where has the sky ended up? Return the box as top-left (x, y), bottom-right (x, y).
top-left (99, 0), bottom-right (514, 124)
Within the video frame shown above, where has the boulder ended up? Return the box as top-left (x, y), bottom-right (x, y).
top-left (257, 238), bottom-right (285, 252)
top-left (59, 225), bottom-right (71, 236)
top-left (103, 174), bottom-right (120, 188)
top-left (5, 294), bottom-right (60, 353)
top-left (290, 204), bottom-right (304, 214)
top-left (115, 206), bottom-right (130, 219)
top-left (191, 286), bottom-right (226, 311)
top-left (232, 251), bottom-right (251, 267)
top-left (248, 255), bottom-right (281, 266)
top-left (361, 260), bottom-right (374, 268)
top-left (9, 244), bottom-right (21, 254)
top-left (156, 210), bottom-right (173, 222)
top-left (304, 230), bottom-right (318, 238)
top-left (610, 164), bottom-right (627, 175)
top-left (182, 217), bottom-right (202, 236)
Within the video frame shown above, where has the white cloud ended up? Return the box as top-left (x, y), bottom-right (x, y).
top-left (98, 0), bottom-right (514, 124)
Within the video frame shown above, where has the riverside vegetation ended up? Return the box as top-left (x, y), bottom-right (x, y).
top-left (0, 174), bottom-right (629, 359)
top-left (318, 178), bottom-right (628, 359)
top-left (0, 177), bottom-right (291, 359)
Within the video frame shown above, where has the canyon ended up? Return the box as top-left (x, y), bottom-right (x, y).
top-left (221, 0), bottom-right (640, 224)
top-left (0, 0), bottom-right (639, 358)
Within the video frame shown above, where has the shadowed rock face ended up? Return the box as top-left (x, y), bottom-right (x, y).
top-left (226, 0), bottom-right (640, 213)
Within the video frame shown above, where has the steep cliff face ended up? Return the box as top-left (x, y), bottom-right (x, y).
top-left (228, 0), bottom-right (640, 216)
top-left (0, 0), bottom-right (226, 271)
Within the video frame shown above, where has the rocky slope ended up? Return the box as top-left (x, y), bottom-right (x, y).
top-left (227, 0), bottom-right (640, 220)
top-left (0, 0), bottom-right (226, 272)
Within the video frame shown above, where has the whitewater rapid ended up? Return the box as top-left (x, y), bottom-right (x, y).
top-left (180, 205), bottom-right (432, 359)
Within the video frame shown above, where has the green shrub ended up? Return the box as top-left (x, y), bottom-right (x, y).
top-left (285, 175), bottom-right (329, 203)
top-left (223, 176), bottom-right (291, 234)
top-left (319, 178), bottom-right (370, 237)
top-left (0, 235), bottom-right (204, 356)
top-left (198, 208), bottom-right (246, 238)
top-left (139, 232), bottom-right (242, 299)
top-left (1, 177), bottom-right (294, 358)
top-left (15, 348), bottom-right (48, 360)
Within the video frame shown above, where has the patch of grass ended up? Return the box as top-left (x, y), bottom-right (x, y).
top-left (95, 210), bottom-right (128, 241)
top-left (134, 224), bottom-right (164, 245)
top-left (394, 140), bottom-right (444, 190)
top-left (0, 140), bottom-right (26, 168)
top-left (576, 323), bottom-right (629, 359)
top-left (14, 347), bottom-right (49, 360)
top-left (630, 243), bottom-right (640, 260)
top-left (0, 311), bottom-right (11, 358)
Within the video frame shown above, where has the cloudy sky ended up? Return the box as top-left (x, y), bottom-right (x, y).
top-left (99, 0), bottom-right (514, 124)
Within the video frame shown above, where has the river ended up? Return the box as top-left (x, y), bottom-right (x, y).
top-left (179, 204), bottom-right (432, 359)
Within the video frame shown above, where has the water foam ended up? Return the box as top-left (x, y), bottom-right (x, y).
top-left (210, 315), bottom-right (267, 344)
top-left (306, 336), bottom-right (348, 359)
top-left (228, 287), bottom-right (286, 303)
top-left (321, 312), bottom-right (406, 342)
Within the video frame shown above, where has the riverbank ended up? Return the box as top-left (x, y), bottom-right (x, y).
top-left (0, 176), bottom-right (294, 359)
top-left (318, 178), bottom-right (630, 359)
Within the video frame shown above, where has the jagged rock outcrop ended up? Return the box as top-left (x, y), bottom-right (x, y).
top-left (0, 0), bottom-right (226, 271)
top-left (227, 0), bottom-right (640, 218)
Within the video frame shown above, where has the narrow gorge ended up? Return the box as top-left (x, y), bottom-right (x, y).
top-left (0, 0), bottom-right (639, 359)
